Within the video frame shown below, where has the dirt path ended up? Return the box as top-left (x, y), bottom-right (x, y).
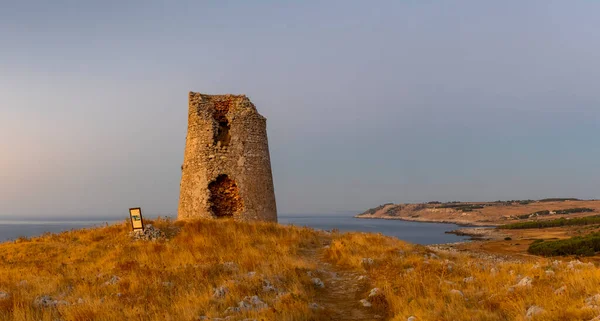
top-left (301, 245), bottom-right (382, 321)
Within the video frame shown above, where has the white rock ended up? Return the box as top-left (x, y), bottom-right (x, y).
top-left (585, 294), bottom-right (600, 308)
top-left (262, 280), bottom-right (276, 292)
top-left (213, 286), bottom-right (229, 299)
top-left (526, 306), bottom-right (545, 319)
top-left (516, 276), bottom-right (533, 287)
top-left (408, 317), bottom-right (417, 321)
top-left (359, 299), bottom-right (372, 307)
top-left (361, 258), bottom-right (374, 265)
top-left (33, 295), bottom-right (69, 308)
top-left (554, 286), bottom-right (567, 295)
top-left (369, 288), bottom-right (382, 297)
top-left (545, 270), bottom-right (555, 277)
top-left (104, 275), bottom-right (121, 286)
top-left (226, 296), bottom-right (268, 314)
top-left (0, 291), bottom-right (9, 300)
top-left (312, 278), bottom-right (325, 288)
top-left (243, 295), bottom-right (268, 309)
top-left (309, 302), bottom-right (323, 310)
top-left (463, 276), bottom-right (475, 283)
top-left (224, 307), bottom-right (241, 314)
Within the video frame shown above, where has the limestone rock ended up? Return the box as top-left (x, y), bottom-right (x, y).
top-left (213, 286), bottom-right (229, 299)
top-left (312, 278), bottom-right (325, 288)
top-left (129, 224), bottom-right (165, 241)
top-left (224, 295), bottom-right (268, 314)
top-left (33, 295), bottom-right (69, 308)
top-left (262, 280), bottom-right (276, 292)
top-left (359, 299), bottom-right (372, 307)
top-left (554, 286), bottom-right (567, 295)
top-left (369, 288), bottom-right (382, 297)
top-left (586, 294), bottom-right (600, 309)
top-left (104, 275), bottom-right (121, 286)
top-left (526, 306), bottom-right (545, 319)
top-left (516, 276), bottom-right (533, 287)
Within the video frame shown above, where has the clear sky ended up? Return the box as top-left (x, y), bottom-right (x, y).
top-left (1, 1), bottom-right (599, 219)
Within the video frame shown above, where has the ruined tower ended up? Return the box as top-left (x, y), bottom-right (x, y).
top-left (178, 92), bottom-right (277, 222)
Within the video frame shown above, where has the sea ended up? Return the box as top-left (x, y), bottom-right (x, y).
top-left (0, 213), bottom-right (469, 245)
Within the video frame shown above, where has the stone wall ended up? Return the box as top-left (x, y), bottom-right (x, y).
top-left (178, 92), bottom-right (277, 222)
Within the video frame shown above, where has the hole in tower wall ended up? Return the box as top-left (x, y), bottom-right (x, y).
top-left (215, 121), bottom-right (231, 147)
top-left (212, 99), bottom-right (232, 147)
top-left (208, 174), bottom-right (243, 218)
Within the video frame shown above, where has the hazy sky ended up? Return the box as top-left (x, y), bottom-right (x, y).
top-left (1, 1), bottom-right (599, 219)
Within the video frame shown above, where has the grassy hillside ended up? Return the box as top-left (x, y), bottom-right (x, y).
top-left (0, 219), bottom-right (600, 320)
top-left (357, 199), bottom-right (600, 226)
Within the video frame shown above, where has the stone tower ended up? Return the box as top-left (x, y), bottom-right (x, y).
top-left (178, 92), bottom-right (277, 222)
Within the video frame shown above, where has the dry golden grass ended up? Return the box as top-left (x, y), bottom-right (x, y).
top-left (323, 232), bottom-right (600, 321)
top-left (1, 219), bottom-right (600, 320)
top-left (0, 218), bottom-right (324, 321)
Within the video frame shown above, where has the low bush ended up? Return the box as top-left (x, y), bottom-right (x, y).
top-left (539, 198), bottom-right (580, 202)
top-left (499, 216), bottom-right (600, 229)
top-left (554, 207), bottom-right (594, 214)
top-left (528, 233), bottom-right (600, 256)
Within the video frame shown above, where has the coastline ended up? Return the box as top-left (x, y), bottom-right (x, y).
top-left (354, 214), bottom-right (498, 227)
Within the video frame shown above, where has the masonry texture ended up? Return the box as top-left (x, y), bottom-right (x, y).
top-left (178, 92), bottom-right (277, 222)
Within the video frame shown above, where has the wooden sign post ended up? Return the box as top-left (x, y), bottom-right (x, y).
top-left (129, 207), bottom-right (145, 231)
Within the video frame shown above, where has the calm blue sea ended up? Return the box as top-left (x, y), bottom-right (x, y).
top-left (0, 213), bottom-right (468, 245)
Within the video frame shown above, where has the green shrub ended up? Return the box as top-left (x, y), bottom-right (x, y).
top-left (554, 207), bottom-right (594, 214)
top-left (499, 216), bottom-right (600, 230)
top-left (539, 198), bottom-right (580, 202)
top-left (528, 233), bottom-right (600, 256)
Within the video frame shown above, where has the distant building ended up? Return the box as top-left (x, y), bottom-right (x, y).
top-left (178, 92), bottom-right (277, 222)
